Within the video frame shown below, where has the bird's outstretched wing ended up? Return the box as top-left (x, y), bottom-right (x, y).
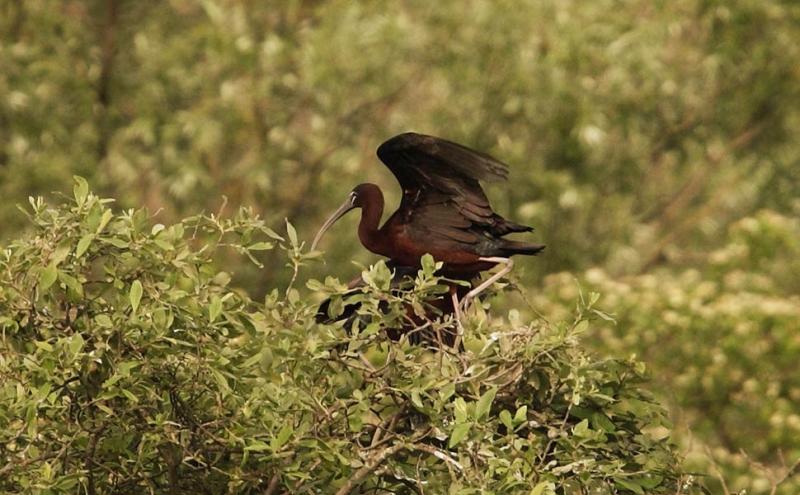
top-left (376, 132), bottom-right (531, 251)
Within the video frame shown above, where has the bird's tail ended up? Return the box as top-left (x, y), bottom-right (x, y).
top-left (491, 218), bottom-right (534, 236)
top-left (499, 240), bottom-right (546, 257)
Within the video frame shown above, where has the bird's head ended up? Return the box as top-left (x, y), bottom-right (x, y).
top-left (311, 183), bottom-right (378, 251)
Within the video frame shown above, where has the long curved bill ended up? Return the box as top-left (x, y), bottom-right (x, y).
top-left (311, 198), bottom-right (356, 251)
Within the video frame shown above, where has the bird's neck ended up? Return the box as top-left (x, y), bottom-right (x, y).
top-left (357, 189), bottom-right (388, 256)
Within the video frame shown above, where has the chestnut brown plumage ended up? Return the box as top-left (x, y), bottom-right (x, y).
top-left (312, 132), bottom-right (544, 308)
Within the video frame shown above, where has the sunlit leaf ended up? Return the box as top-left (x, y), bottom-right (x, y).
top-left (73, 176), bottom-right (89, 207)
top-left (449, 423), bottom-right (471, 448)
top-left (130, 280), bottom-right (143, 313)
top-left (209, 295), bottom-right (222, 322)
top-left (475, 387), bottom-right (497, 420)
top-left (39, 263), bottom-right (58, 291)
top-left (75, 234), bottom-right (94, 258)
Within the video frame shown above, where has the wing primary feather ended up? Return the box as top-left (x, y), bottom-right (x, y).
top-left (377, 132), bottom-right (509, 183)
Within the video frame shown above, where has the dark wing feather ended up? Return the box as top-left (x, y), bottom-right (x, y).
top-left (377, 132), bottom-right (508, 185)
top-left (377, 132), bottom-right (529, 253)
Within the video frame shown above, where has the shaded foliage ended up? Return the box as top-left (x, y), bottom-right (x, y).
top-left (0, 187), bottom-right (701, 493)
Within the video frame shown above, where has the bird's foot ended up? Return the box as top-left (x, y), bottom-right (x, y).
top-left (457, 296), bottom-right (473, 316)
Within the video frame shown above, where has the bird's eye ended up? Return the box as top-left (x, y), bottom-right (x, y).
top-left (349, 192), bottom-right (357, 204)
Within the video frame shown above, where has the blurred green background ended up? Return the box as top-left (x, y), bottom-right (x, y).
top-left (2, 0), bottom-right (799, 492)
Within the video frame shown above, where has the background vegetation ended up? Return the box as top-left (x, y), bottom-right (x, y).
top-left (1, 0), bottom-right (798, 492)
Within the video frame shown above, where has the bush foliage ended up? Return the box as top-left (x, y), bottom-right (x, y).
top-left (0, 185), bottom-right (703, 493)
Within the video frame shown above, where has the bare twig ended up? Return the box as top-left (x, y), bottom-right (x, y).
top-left (703, 446), bottom-right (732, 495)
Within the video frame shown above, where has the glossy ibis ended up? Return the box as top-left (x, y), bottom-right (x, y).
top-left (312, 132), bottom-right (544, 309)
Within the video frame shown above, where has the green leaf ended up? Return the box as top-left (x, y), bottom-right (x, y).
top-left (247, 241), bottom-right (274, 251)
top-left (640, 475), bottom-right (664, 489)
top-left (362, 261), bottom-right (392, 290)
top-left (453, 397), bottom-right (468, 424)
top-left (59, 272), bottom-right (84, 297)
top-left (573, 319), bottom-right (589, 334)
top-left (271, 423), bottom-right (293, 451)
top-left (96, 403), bottom-right (115, 416)
top-left (245, 440), bottom-right (270, 452)
top-left (421, 253), bottom-right (437, 275)
top-left (530, 481), bottom-right (556, 495)
top-left (53, 476), bottom-right (79, 490)
top-left (592, 412), bottom-right (616, 432)
top-left (121, 389), bottom-right (139, 403)
top-left (130, 280), bottom-right (143, 313)
top-left (475, 387), bottom-right (497, 420)
top-left (118, 361), bottom-right (141, 376)
top-left (242, 351), bottom-right (263, 368)
top-left (449, 423), bottom-right (471, 448)
top-left (209, 295), bottom-right (222, 322)
top-left (263, 227), bottom-right (284, 241)
top-left (102, 374), bottom-right (122, 389)
top-left (286, 219), bottom-right (298, 247)
top-left (211, 369), bottom-right (231, 393)
top-left (36, 382), bottom-right (53, 401)
top-left (67, 334), bottom-right (84, 356)
top-left (411, 389), bottom-right (424, 410)
top-left (95, 314), bottom-right (113, 328)
top-left (25, 404), bottom-right (37, 437)
top-left (513, 405), bottom-right (528, 426)
top-left (499, 410), bottom-right (514, 430)
top-left (75, 234), bottom-right (94, 258)
top-left (573, 419), bottom-right (591, 437)
top-left (39, 263), bottom-right (58, 290)
top-left (592, 308), bottom-right (616, 322)
top-left (35, 340), bottom-right (54, 352)
top-left (439, 383), bottom-right (455, 401)
top-left (614, 478), bottom-right (645, 494)
top-left (73, 176), bottom-right (89, 206)
top-left (106, 237), bottom-right (129, 248)
top-left (97, 209), bottom-right (114, 233)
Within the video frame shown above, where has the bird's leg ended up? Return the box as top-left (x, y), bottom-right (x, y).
top-left (451, 287), bottom-right (464, 350)
top-left (460, 257), bottom-right (514, 311)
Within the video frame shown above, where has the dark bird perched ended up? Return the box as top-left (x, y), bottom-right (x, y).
top-left (312, 132), bottom-right (544, 309)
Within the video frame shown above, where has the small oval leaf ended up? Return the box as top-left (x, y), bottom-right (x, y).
top-left (75, 234), bottom-right (94, 259)
top-left (449, 423), bottom-right (471, 448)
top-left (209, 296), bottom-right (222, 322)
top-left (130, 280), bottom-right (143, 313)
top-left (73, 176), bottom-right (89, 206)
top-left (39, 263), bottom-right (58, 291)
top-left (475, 387), bottom-right (497, 420)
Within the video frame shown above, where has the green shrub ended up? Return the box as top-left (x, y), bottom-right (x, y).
top-left (0, 181), bottom-right (701, 493)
